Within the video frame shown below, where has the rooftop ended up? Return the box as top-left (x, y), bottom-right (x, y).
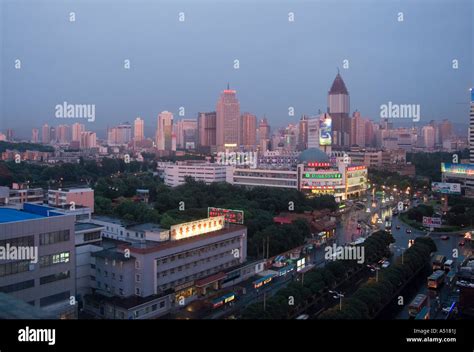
top-left (75, 222), bottom-right (105, 232)
top-left (0, 203), bottom-right (63, 223)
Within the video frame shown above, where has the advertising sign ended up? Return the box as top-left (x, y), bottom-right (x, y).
top-left (208, 207), bottom-right (244, 224)
top-left (431, 182), bottom-right (461, 194)
top-left (170, 216), bottom-right (225, 240)
top-left (422, 216), bottom-right (442, 228)
top-left (319, 115), bottom-right (332, 146)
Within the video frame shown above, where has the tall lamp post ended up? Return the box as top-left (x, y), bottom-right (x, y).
top-left (329, 290), bottom-right (344, 311)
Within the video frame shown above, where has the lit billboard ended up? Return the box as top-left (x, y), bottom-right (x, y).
top-left (319, 115), bottom-right (332, 146)
top-left (431, 182), bottom-right (461, 194)
top-left (441, 163), bottom-right (474, 177)
top-left (170, 216), bottom-right (225, 240)
top-left (208, 207), bottom-right (244, 224)
top-left (422, 216), bottom-right (442, 228)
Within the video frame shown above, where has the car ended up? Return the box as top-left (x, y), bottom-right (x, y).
top-left (377, 218), bottom-right (383, 224)
top-left (440, 235), bottom-right (449, 240)
top-left (406, 229), bottom-right (412, 234)
top-left (381, 261), bottom-right (390, 268)
top-left (459, 240), bottom-right (465, 246)
top-left (395, 225), bottom-right (401, 230)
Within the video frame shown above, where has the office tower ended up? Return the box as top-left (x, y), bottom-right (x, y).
top-left (365, 120), bottom-right (375, 147)
top-left (422, 125), bottom-right (436, 149)
top-left (6, 129), bottom-right (14, 141)
top-left (258, 117), bottom-right (270, 141)
top-left (49, 127), bottom-right (56, 144)
top-left (307, 116), bottom-right (319, 149)
top-left (56, 124), bottom-right (71, 144)
top-left (72, 123), bottom-right (85, 142)
top-left (31, 128), bottom-right (39, 143)
top-left (216, 85), bottom-right (241, 151)
top-left (156, 111), bottom-right (173, 151)
top-left (80, 131), bottom-right (97, 149)
top-left (438, 119), bottom-right (452, 145)
top-left (241, 112), bottom-right (257, 149)
top-left (198, 112), bottom-right (217, 148)
top-left (134, 117), bottom-right (145, 142)
top-left (328, 72), bottom-right (351, 147)
top-left (176, 119), bottom-right (197, 149)
top-left (298, 115), bottom-right (308, 151)
top-left (470, 89), bottom-right (474, 163)
top-left (351, 111), bottom-right (366, 147)
top-left (41, 124), bottom-right (50, 144)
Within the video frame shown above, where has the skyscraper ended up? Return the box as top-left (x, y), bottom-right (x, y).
top-left (72, 123), bottom-right (85, 142)
top-left (56, 124), bottom-right (71, 144)
top-left (197, 112), bottom-right (217, 149)
top-left (298, 115), bottom-right (308, 151)
top-left (156, 111), bottom-right (173, 151)
top-left (31, 128), bottom-right (39, 143)
top-left (241, 112), bottom-right (257, 149)
top-left (470, 88), bottom-right (474, 163)
top-left (328, 72), bottom-right (351, 147)
top-left (438, 119), bottom-right (452, 145)
top-left (351, 111), bottom-right (366, 147)
top-left (216, 85), bottom-right (240, 151)
top-left (307, 116), bottom-right (319, 149)
top-left (108, 123), bottom-right (132, 146)
top-left (80, 131), bottom-right (97, 149)
top-left (41, 124), bottom-right (50, 144)
top-left (176, 119), bottom-right (197, 149)
top-left (258, 117), bottom-right (271, 151)
top-left (134, 117), bottom-right (145, 142)
top-left (422, 125), bottom-right (436, 149)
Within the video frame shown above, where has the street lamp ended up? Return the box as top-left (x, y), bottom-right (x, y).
top-left (329, 290), bottom-right (344, 311)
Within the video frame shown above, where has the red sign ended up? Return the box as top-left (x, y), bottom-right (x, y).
top-left (307, 162), bottom-right (331, 168)
top-left (208, 207), bottom-right (244, 224)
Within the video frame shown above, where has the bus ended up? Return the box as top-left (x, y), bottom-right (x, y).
top-left (211, 292), bottom-right (236, 309)
top-left (428, 270), bottom-right (446, 289)
top-left (408, 294), bottom-right (428, 317)
top-left (444, 259), bottom-right (454, 272)
top-left (253, 274), bottom-right (275, 289)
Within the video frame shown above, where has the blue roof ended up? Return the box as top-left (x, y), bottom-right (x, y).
top-left (0, 208), bottom-right (44, 223)
top-left (0, 204), bottom-right (62, 224)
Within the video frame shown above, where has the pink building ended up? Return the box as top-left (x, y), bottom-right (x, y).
top-left (48, 187), bottom-right (94, 212)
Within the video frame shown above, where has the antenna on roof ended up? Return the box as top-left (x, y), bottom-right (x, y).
top-left (227, 82), bottom-right (230, 90)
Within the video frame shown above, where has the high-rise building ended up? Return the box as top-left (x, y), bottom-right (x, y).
top-left (438, 119), bottom-right (452, 145)
top-left (298, 116), bottom-right (308, 151)
top-left (6, 129), bottom-right (14, 141)
top-left (72, 123), bottom-right (85, 142)
top-left (351, 111), bottom-right (366, 147)
top-left (258, 117), bottom-right (270, 141)
top-left (49, 127), bottom-right (56, 144)
top-left (328, 72), bottom-right (351, 147)
top-left (307, 116), bottom-right (319, 149)
top-left (176, 119), bottom-right (197, 149)
top-left (80, 131), bottom-right (97, 149)
top-left (365, 120), bottom-right (375, 147)
top-left (31, 128), bottom-right (39, 143)
top-left (134, 117), bottom-right (145, 142)
top-left (156, 111), bottom-right (173, 151)
top-left (216, 86), bottom-right (241, 151)
top-left (108, 123), bottom-right (132, 146)
top-left (470, 89), bottom-right (474, 163)
top-left (422, 125), bottom-right (436, 149)
top-left (241, 112), bottom-right (257, 149)
top-left (56, 125), bottom-right (71, 144)
top-left (197, 112), bottom-right (217, 149)
top-left (42, 124), bottom-right (50, 144)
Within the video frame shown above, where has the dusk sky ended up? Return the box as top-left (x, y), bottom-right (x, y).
top-left (1, 0), bottom-right (473, 138)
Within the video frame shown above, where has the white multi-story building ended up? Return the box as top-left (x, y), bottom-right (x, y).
top-left (159, 161), bottom-right (229, 187)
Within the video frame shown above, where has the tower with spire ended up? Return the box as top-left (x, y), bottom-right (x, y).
top-left (328, 71), bottom-right (350, 147)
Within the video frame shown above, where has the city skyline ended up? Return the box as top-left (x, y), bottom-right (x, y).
top-left (1, 0), bottom-right (472, 138)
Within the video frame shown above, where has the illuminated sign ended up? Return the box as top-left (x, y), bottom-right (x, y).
top-left (170, 216), bottom-right (225, 240)
top-left (319, 115), bottom-right (332, 146)
top-left (471, 88), bottom-right (474, 102)
top-left (422, 217), bottom-right (442, 228)
top-left (431, 182), bottom-right (461, 194)
top-left (441, 163), bottom-right (474, 176)
top-left (307, 162), bottom-right (331, 167)
top-left (347, 166), bottom-right (367, 172)
top-left (303, 173), bottom-right (342, 179)
top-left (208, 207), bottom-right (244, 224)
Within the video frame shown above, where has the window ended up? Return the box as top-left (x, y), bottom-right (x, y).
top-left (160, 301), bottom-right (165, 308)
top-left (40, 291), bottom-right (70, 307)
top-left (0, 261), bottom-right (30, 277)
top-left (0, 235), bottom-right (34, 249)
top-left (39, 252), bottom-right (70, 268)
top-left (112, 273), bottom-right (116, 280)
top-left (119, 275), bottom-right (123, 282)
top-left (135, 287), bottom-right (141, 296)
top-left (135, 261), bottom-right (140, 269)
top-left (104, 271), bottom-right (108, 278)
top-left (84, 231), bottom-right (101, 242)
top-left (135, 274), bottom-right (141, 283)
top-left (119, 288), bottom-right (124, 296)
top-left (39, 230), bottom-right (70, 246)
top-left (40, 271), bottom-right (70, 285)
top-left (0, 280), bottom-right (35, 293)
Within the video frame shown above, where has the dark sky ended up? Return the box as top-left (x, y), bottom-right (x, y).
top-left (1, 0), bottom-right (473, 138)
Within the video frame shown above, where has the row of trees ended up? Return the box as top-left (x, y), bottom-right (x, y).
top-left (319, 237), bottom-right (436, 319)
top-left (240, 231), bottom-right (395, 319)
top-left (407, 150), bottom-right (469, 182)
